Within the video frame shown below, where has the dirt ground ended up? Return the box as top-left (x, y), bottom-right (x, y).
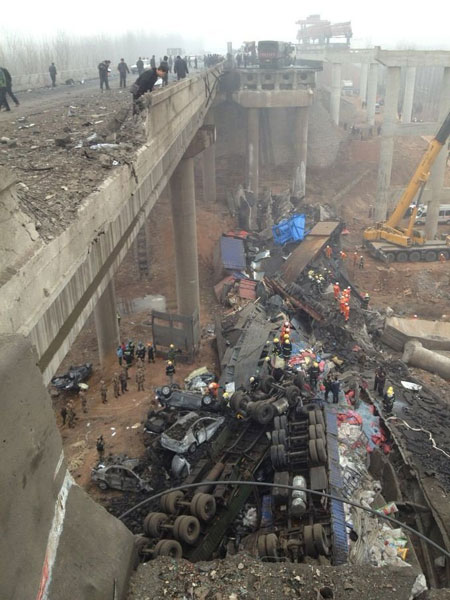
top-left (127, 554), bottom-right (430, 600)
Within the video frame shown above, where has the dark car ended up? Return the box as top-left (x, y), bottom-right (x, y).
top-left (156, 385), bottom-right (220, 412)
top-left (51, 363), bottom-right (93, 392)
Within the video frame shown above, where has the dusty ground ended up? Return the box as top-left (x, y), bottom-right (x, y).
top-left (127, 554), bottom-right (428, 600)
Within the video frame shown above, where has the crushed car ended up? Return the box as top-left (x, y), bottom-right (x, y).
top-left (161, 412), bottom-right (225, 454)
top-left (156, 385), bottom-right (221, 412)
top-left (51, 363), bottom-right (92, 392)
top-left (91, 457), bottom-right (153, 492)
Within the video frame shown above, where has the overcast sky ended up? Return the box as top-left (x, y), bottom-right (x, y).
top-left (3, 0), bottom-right (450, 52)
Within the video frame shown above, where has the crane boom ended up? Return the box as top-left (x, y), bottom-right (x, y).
top-left (385, 112), bottom-right (450, 230)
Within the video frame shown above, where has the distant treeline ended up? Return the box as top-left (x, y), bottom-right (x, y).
top-left (0, 30), bottom-right (204, 76)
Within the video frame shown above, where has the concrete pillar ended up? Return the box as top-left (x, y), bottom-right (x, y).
top-left (94, 279), bottom-right (120, 366)
top-left (375, 66), bottom-right (401, 222)
top-left (330, 62), bottom-right (342, 125)
top-left (366, 63), bottom-right (379, 126)
top-left (294, 106), bottom-right (309, 167)
top-left (170, 158), bottom-right (200, 317)
top-left (202, 113), bottom-right (216, 203)
top-left (360, 63), bottom-right (369, 103)
top-left (401, 66), bottom-right (416, 123)
top-left (247, 108), bottom-right (259, 195)
top-left (425, 67), bottom-right (450, 240)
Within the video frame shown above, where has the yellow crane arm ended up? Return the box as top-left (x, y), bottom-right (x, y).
top-left (385, 111), bottom-right (450, 230)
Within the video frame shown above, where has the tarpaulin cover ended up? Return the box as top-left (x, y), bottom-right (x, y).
top-left (272, 214), bottom-right (306, 245)
top-left (220, 236), bottom-right (246, 270)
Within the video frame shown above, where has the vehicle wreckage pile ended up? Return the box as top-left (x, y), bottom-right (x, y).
top-left (115, 186), bottom-right (449, 595)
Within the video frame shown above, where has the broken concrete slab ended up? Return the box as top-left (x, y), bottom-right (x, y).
top-left (382, 316), bottom-right (450, 352)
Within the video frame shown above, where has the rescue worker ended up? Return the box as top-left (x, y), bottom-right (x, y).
top-left (325, 245), bottom-right (332, 259)
top-left (323, 373), bottom-right (333, 402)
top-left (222, 391), bottom-right (230, 405)
top-left (113, 373), bottom-right (120, 398)
top-left (66, 400), bottom-right (76, 428)
top-left (331, 375), bottom-right (341, 404)
top-left (79, 388), bottom-right (88, 413)
top-left (308, 361), bottom-right (320, 390)
top-left (374, 366), bottom-right (387, 396)
top-left (339, 295), bottom-right (347, 316)
top-left (123, 345), bottom-right (133, 368)
top-left (96, 435), bottom-right (105, 460)
top-left (281, 337), bottom-right (292, 361)
top-left (333, 282), bottom-right (341, 301)
top-left (136, 57), bottom-right (144, 75)
top-left (48, 62), bottom-right (57, 87)
top-left (272, 338), bottom-right (282, 356)
top-left (116, 345), bottom-right (123, 366)
top-left (117, 58), bottom-right (130, 88)
top-left (281, 320), bottom-right (291, 338)
top-left (136, 357), bottom-right (144, 369)
top-left (362, 293), bottom-right (370, 309)
top-left (208, 382), bottom-right (219, 397)
top-left (147, 342), bottom-right (155, 363)
top-left (359, 255), bottom-right (365, 269)
top-left (100, 380), bottom-right (108, 404)
top-left (136, 341), bottom-right (146, 360)
top-left (60, 405), bottom-right (67, 426)
top-left (439, 253), bottom-right (446, 262)
top-left (119, 369), bottom-right (128, 393)
top-left (166, 360), bottom-right (175, 385)
top-left (128, 340), bottom-right (135, 358)
top-left (343, 302), bottom-right (350, 322)
top-left (383, 386), bottom-right (395, 415)
top-left (353, 252), bottom-right (358, 268)
top-left (249, 376), bottom-right (259, 392)
top-left (136, 368), bottom-right (145, 392)
top-left (340, 250), bottom-right (347, 261)
top-left (168, 343), bottom-right (177, 364)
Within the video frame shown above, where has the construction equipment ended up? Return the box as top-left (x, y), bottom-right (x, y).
top-left (364, 111), bottom-right (450, 263)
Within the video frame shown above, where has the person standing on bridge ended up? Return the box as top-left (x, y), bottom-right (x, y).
top-left (174, 55), bottom-right (189, 80)
top-left (0, 67), bottom-right (11, 112)
top-left (150, 55), bottom-right (156, 69)
top-left (100, 380), bottom-right (108, 403)
top-left (98, 60), bottom-right (111, 91)
top-left (131, 64), bottom-right (168, 113)
top-left (49, 62), bottom-right (57, 87)
top-left (117, 58), bottom-right (130, 88)
top-left (136, 57), bottom-right (144, 75)
top-left (166, 360), bottom-right (175, 385)
top-left (1, 67), bottom-right (19, 106)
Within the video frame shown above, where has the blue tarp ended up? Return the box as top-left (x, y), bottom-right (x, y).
top-left (220, 236), bottom-right (246, 270)
top-left (272, 214), bottom-right (306, 245)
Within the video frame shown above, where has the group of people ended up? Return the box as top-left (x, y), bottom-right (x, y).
top-left (0, 66), bottom-right (19, 111)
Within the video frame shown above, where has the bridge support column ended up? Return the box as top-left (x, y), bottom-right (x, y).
top-left (425, 67), bottom-right (450, 240)
top-left (366, 63), bottom-right (378, 126)
top-left (94, 279), bottom-right (120, 367)
top-left (170, 157), bottom-right (200, 318)
top-left (202, 113), bottom-right (217, 203)
top-left (330, 62), bottom-right (342, 125)
top-left (375, 66), bottom-right (401, 222)
top-left (401, 66), bottom-right (416, 123)
top-left (247, 108), bottom-right (259, 195)
top-left (294, 106), bottom-right (309, 167)
top-left (360, 63), bottom-right (368, 104)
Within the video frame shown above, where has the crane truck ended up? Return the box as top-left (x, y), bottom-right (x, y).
top-left (363, 111), bottom-right (450, 263)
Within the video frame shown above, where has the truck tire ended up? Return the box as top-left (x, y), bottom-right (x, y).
top-left (134, 535), bottom-right (151, 566)
top-left (309, 424), bottom-right (317, 439)
top-left (285, 385), bottom-right (301, 403)
top-left (154, 539), bottom-right (183, 558)
top-left (257, 535), bottom-right (267, 560)
top-left (254, 402), bottom-right (275, 425)
top-left (177, 516), bottom-right (200, 545)
top-left (408, 250), bottom-right (421, 262)
top-left (304, 525), bottom-right (317, 557)
top-left (315, 424), bottom-right (325, 439)
top-left (144, 512), bottom-right (168, 538)
top-left (230, 391), bottom-right (246, 412)
top-left (260, 375), bottom-right (275, 393)
top-left (425, 250), bottom-right (437, 262)
top-left (313, 524), bottom-right (330, 556)
top-left (162, 491), bottom-right (184, 514)
top-left (316, 438), bottom-right (328, 463)
top-left (191, 493), bottom-right (216, 521)
top-left (314, 410), bottom-right (325, 427)
top-left (309, 439), bottom-right (319, 465)
top-left (385, 253), bottom-right (395, 263)
top-left (396, 251), bottom-right (408, 262)
top-left (265, 533), bottom-right (279, 561)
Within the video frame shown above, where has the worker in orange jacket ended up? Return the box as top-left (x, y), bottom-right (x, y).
top-left (340, 250), bottom-right (347, 261)
top-left (325, 245), bottom-right (332, 259)
top-left (343, 303), bottom-right (350, 321)
top-left (281, 321), bottom-right (291, 338)
top-left (333, 282), bottom-right (340, 300)
top-left (339, 297), bottom-right (346, 315)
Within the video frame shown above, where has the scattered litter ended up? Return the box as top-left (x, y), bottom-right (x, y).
top-left (90, 143), bottom-right (120, 150)
top-left (110, 427), bottom-right (116, 430)
top-left (131, 423), bottom-right (140, 429)
top-left (111, 431), bottom-right (117, 437)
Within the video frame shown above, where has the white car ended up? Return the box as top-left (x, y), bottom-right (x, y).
top-left (161, 412), bottom-right (225, 454)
